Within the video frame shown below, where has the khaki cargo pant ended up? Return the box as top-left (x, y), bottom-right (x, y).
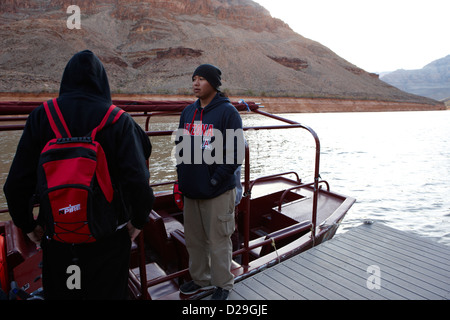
top-left (183, 188), bottom-right (236, 291)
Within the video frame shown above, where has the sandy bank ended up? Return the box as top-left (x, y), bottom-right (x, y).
top-left (0, 93), bottom-right (445, 113)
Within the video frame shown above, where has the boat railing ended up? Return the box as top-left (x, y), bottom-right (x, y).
top-left (232, 220), bottom-right (312, 258)
top-left (247, 171), bottom-right (302, 194)
top-left (139, 104), bottom-right (323, 298)
top-left (0, 100), bottom-right (322, 300)
top-left (238, 109), bottom-right (322, 248)
top-left (277, 180), bottom-right (330, 212)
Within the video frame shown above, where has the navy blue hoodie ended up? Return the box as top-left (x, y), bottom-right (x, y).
top-left (176, 93), bottom-right (244, 199)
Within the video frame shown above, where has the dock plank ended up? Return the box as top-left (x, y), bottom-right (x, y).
top-left (350, 225), bottom-right (450, 274)
top-left (241, 276), bottom-right (286, 300)
top-left (228, 222), bottom-right (450, 300)
top-left (300, 249), bottom-right (389, 300)
top-left (369, 223), bottom-right (450, 256)
top-left (255, 268), bottom-right (306, 300)
top-left (231, 281), bottom-right (266, 300)
top-left (341, 230), bottom-right (450, 289)
top-left (344, 226), bottom-right (450, 283)
top-left (282, 258), bottom-right (367, 300)
top-left (321, 236), bottom-right (443, 299)
top-left (256, 266), bottom-right (322, 300)
top-left (314, 239), bottom-right (425, 299)
top-left (276, 262), bottom-right (346, 299)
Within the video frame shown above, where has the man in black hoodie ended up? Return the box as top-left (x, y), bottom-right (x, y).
top-left (176, 64), bottom-right (244, 300)
top-left (3, 50), bottom-right (154, 299)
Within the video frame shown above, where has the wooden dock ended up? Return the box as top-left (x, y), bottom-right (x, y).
top-left (228, 222), bottom-right (450, 300)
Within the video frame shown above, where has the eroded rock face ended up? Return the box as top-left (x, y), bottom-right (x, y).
top-left (268, 56), bottom-right (308, 71)
top-left (0, 0), bottom-right (442, 107)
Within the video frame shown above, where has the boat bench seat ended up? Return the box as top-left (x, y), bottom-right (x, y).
top-left (130, 262), bottom-right (179, 300)
top-left (170, 229), bottom-right (189, 279)
top-left (158, 210), bottom-right (184, 235)
top-left (248, 220), bottom-right (312, 258)
top-left (143, 210), bottom-right (184, 268)
top-left (4, 221), bottom-right (37, 270)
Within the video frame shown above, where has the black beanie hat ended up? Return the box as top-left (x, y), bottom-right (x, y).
top-left (192, 64), bottom-right (222, 90)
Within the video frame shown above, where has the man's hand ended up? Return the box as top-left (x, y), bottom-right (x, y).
top-left (127, 221), bottom-right (141, 242)
top-left (27, 225), bottom-right (44, 248)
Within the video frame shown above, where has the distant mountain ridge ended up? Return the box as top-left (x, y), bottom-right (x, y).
top-left (0, 0), bottom-right (441, 107)
top-left (381, 55), bottom-right (450, 101)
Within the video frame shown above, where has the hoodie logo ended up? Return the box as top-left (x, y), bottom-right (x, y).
top-left (184, 122), bottom-right (214, 137)
top-left (184, 122), bottom-right (214, 150)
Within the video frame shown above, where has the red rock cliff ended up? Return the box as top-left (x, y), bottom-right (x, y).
top-left (0, 0), bottom-right (443, 110)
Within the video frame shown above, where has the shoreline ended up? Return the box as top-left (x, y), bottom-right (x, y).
top-left (0, 92), bottom-right (445, 113)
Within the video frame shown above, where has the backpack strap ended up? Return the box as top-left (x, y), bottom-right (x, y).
top-left (91, 105), bottom-right (125, 203)
top-left (43, 100), bottom-right (124, 140)
top-left (43, 98), bottom-right (72, 139)
top-left (90, 105), bottom-right (125, 140)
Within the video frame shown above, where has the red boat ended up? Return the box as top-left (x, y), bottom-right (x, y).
top-left (0, 100), bottom-right (355, 300)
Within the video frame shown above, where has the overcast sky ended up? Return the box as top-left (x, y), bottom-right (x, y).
top-left (253, 0), bottom-right (450, 73)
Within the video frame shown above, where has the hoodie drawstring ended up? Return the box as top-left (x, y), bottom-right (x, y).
top-left (189, 108), bottom-right (204, 136)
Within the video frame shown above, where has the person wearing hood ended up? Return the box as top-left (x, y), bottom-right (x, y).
top-left (176, 64), bottom-right (244, 300)
top-left (3, 50), bottom-right (154, 299)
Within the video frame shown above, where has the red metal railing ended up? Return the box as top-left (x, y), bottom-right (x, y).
top-left (0, 100), bottom-right (322, 300)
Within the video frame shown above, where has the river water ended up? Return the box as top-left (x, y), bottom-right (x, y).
top-left (1, 110), bottom-right (449, 246)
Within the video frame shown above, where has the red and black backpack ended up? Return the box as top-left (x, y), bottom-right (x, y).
top-left (37, 98), bottom-right (124, 244)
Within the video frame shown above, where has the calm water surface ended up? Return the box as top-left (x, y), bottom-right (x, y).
top-left (1, 110), bottom-right (449, 245)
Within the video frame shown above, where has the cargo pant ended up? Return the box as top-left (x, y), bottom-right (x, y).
top-left (183, 188), bottom-right (236, 291)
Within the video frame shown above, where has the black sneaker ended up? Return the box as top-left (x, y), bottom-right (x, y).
top-left (211, 287), bottom-right (230, 300)
top-left (179, 281), bottom-right (215, 295)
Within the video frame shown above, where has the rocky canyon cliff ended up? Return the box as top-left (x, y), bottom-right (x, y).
top-left (0, 0), bottom-right (441, 107)
top-left (381, 55), bottom-right (450, 101)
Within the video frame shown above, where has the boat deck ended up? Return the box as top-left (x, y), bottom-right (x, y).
top-left (224, 222), bottom-right (450, 300)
